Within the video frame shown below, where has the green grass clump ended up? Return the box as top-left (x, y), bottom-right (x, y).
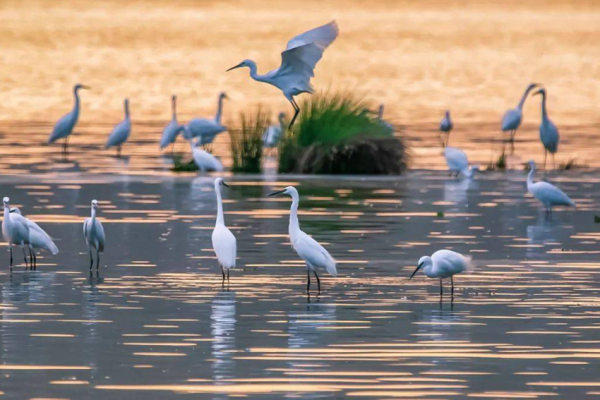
top-left (230, 107), bottom-right (269, 173)
top-left (171, 153), bottom-right (198, 172)
top-left (488, 153), bottom-right (506, 171)
top-left (559, 158), bottom-right (586, 170)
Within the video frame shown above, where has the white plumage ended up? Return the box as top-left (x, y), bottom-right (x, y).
top-left (183, 93), bottom-right (228, 145)
top-left (105, 98), bottom-right (132, 157)
top-left (211, 178), bottom-right (237, 281)
top-left (269, 186), bottom-right (336, 293)
top-left (501, 83), bottom-right (538, 145)
top-left (10, 207), bottom-right (59, 260)
top-left (263, 112), bottom-right (286, 148)
top-left (160, 95), bottom-right (183, 150)
top-left (526, 160), bottom-right (574, 215)
top-left (83, 199), bottom-right (106, 272)
top-left (188, 139), bottom-right (223, 172)
top-left (533, 88), bottom-right (560, 170)
top-left (410, 249), bottom-right (473, 299)
top-left (2, 197), bottom-right (31, 270)
top-left (227, 21), bottom-right (339, 129)
top-left (444, 147), bottom-right (478, 178)
top-left (48, 83), bottom-right (90, 152)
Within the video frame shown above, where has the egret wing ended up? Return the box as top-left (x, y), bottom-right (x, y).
top-left (27, 219), bottom-right (59, 254)
top-left (532, 182), bottom-right (574, 206)
top-left (49, 112), bottom-right (75, 142)
top-left (105, 120), bottom-right (131, 148)
top-left (294, 232), bottom-right (337, 277)
top-left (286, 21), bottom-right (339, 50)
top-left (501, 109), bottom-right (521, 131)
top-left (212, 226), bottom-right (237, 269)
top-left (95, 220), bottom-right (106, 252)
top-left (444, 147), bottom-right (468, 171)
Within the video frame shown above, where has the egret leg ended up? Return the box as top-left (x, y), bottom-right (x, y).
top-left (10, 246), bottom-right (13, 271)
top-left (117, 145), bottom-right (122, 158)
top-left (221, 266), bottom-right (225, 284)
top-left (227, 269), bottom-right (230, 282)
top-left (288, 98), bottom-right (300, 129)
top-left (440, 279), bottom-right (443, 300)
top-left (543, 150), bottom-right (547, 171)
top-left (63, 136), bottom-right (68, 154)
top-left (552, 153), bottom-right (556, 170)
top-left (306, 269), bottom-right (311, 293)
top-left (33, 250), bottom-right (37, 270)
top-left (22, 247), bottom-right (28, 269)
top-left (314, 271), bottom-right (321, 295)
top-left (89, 248), bottom-right (93, 271)
top-left (451, 277), bottom-right (455, 298)
top-left (96, 249), bottom-right (100, 271)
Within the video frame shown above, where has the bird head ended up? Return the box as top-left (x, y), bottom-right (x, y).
top-left (268, 186), bottom-right (296, 197)
top-left (171, 94), bottom-right (177, 102)
top-left (445, 110), bottom-right (451, 116)
top-left (227, 59), bottom-right (252, 72)
top-left (219, 92), bottom-right (229, 100)
top-left (527, 160), bottom-right (536, 170)
top-left (74, 83), bottom-right (91, 91)
top-left (410, 256), bottom-right (431, 280)
top-left (527, 83), bottom-right (540, 91)
top-left (215, 178), bottom-right (230, 188)
top-left (3, 197), bottom-right (9, 207)
top-left (9, 207), bottom-right (21, 215)
top-left (533, 88), bottom-right (546, 97)
top-left (91, 199), bottom-right (99, 210)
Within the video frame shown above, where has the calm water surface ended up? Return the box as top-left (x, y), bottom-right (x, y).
top-left (0, 169), bottom-right (599, 399)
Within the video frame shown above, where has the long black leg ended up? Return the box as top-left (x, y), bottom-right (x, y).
top-left (227, 269), bottom-right (230, 282)
top-left (221, 266), bottom-right (225, 287)
top-left (117, 145), bottom-right (122, 158)
top-left (89, 249), bottom-right (93, 271)
top-left (10, 246), bottom-right (13, 271)
top-left (22, 247), bottom-right (28, 269)
top-left (314, 271), bottom-right (321, 295)
top-left (451, 277), bottom-right (454, 298)
top-left (288, 98), bottom-right (300, 129)
top-left (306, 269), bottom-right (311, 293)
top-left (439, 279), bottom-right (443, 302)
top-left (96, 249), bottom-right (100, 271)
top-left (543, 150), bottom-right (547, 171)
top-left (33, 250), bottom-right (37, 270)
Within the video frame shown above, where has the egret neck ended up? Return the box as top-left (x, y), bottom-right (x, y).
top-left (124, 100), bottom-right (130, 119)
top-left (539, 91), bottom-right (548, 120)
top-left (288, 189), bottom-right (300, 236)
top-left (215, 95), bottom-right (225, 125)
top-left (72, 86), bottom-right (82, 123)
top-left (3, 203), bottom-right (12, 234)
top-left (171, 96), bottom-right (177, 121)
top-left (527, 163), bottom-right (536, 192)
top-left (215, 181), bottom-right (225, 227)
top-left (518, 85), bottom-right (536, 110)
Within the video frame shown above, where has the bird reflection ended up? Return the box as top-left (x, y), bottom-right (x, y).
top-left (443, 178), bottom-right (479, 209)
top-left (526, 218), bottom-right (560, 259)
top-left (211, 289), bottom-right (236, 384)
top-left (287, 300), bottom-right (337, 350)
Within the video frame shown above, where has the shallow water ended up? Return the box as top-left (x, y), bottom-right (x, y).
top-left (0, 171), bottom-right (599, 398)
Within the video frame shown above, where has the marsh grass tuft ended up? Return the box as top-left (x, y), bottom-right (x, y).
top-left (230, 107), bottom-right (270, 173)
top-left (487, 152), bottom-right (507, 171)
top-left (171, 153), bottom-right (198, 172)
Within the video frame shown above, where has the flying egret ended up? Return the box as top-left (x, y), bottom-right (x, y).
top-left (10, 207), bottom-right (58, 269)
top-left (444, 147), bottom-right (479, 178)
top-left (105, 98), bottom-right (131, 157)
top-left (83, 200), bottom-right (106, 272)
top-left (183, 92), bottom-right (228, 145)
top-left (410, 250), bottom-right (473, 300)
top-left (439, 110), bottom-right (453, 147)
top-left (2, 197), bottom-right (31, 271)
top-left (48, 83), bottom-right (90, 153)
top-left (526, 160), bottom-right (574, 216)
top-left (212, 178), bottom-right (237, 283)
top-left (533, 88), bottom-right (560, 170)
top-left (377, 104), bottom-right (393, 132)
top-left (188, 138), bottom-right (224, 172)
top-left (501, 83), bottom-right (538, 151)
top-left (160, 95), bottom-right (183, 151)
top-left (268, 186), bottom-right (337, 294)
top-left (227, 21), bottom-right (339, 129)
top-left (263, 112), bottom-right (286, 148)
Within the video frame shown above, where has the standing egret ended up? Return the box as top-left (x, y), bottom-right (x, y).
top-left (377, 104), bottom-right (393, 132)
top-left (227, 21), bottom-right (339, 129)
top-left (268, 186), bottom-right (337, 294)
top-left (83, 200), bottom-right (105, 272)
top-left (409, 250), bottom-right (473, 300)
top-left (184, 93), bottom-right (228, 145)
top-left (188, 138), bottom-right (224, 172)
top-left (501, 83), bottom-right (538, 151)
top-left (10, 207), bottom-right (58, 269)
top-left (105, 98), bottom-right (131, 157)
top-left (48, 83), bottom-right (90, 153)
top-left (533, 88), bottom-right (560, 170)
top-left (263, 112), bottom-right (286, 148)
top-left (160, 95), bottom-right (183, 151)
top-left (212, 178), bottom-right (236, 283)
top-left (2, 197), bottom-right (30, 271)
top-left (526, 160), bottom-right (574, 216)
top-left (444, 147), bottom-right (479, 178)
top-left (439, 110), bottom-right (453, 147)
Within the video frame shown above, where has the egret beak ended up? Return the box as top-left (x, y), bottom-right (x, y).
top-left (409, 262), bottom-right (424, 280)
top-left (222, 181), bottom-right (230, 188)
top-left (226, 63), bottom-right (243, 72)
top-left (533, 89), bottom-right (543, 96)
top-left (81, 85), bottom-right (91, 90)
top-left (268, 190), bottom-right (286, 197)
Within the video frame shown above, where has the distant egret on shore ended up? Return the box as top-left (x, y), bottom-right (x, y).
top-left (212, 178), bottom-right (236, 283)
top-left (10, 207), bottom-right (58, 269)
top-left (263, 112), bottom-right (286, 148)
top-left (83, 200), bottom-right (105, 273)
top-left (184, 93), bottom-right (228, 146)
top-left (188, 138), bottom-right (223, 172)
top-left (444, 147), bottom-right (479, 178)
top-left (410, 249), bottom-right (472, 300)
top-left (2, 197), bottom-right (30, 271)
top-left (160, 95), bottom-right (183, 151)
top-left (227, 21), bottom-right (339, 129)
top-left (439, 110), bottom-right (453, 147)
top-left (268, 186), bottom-right (337, 294)
top-left (533, 88), bottom-right (560, 170)
top-left (526, 160), bottom-right (574, 216)
top-left (48, 84), bottom-right (90, 153)
top-left (501, 83), bottom-right (538, 152)
top-left (105, 98), bottom-right (131, 157)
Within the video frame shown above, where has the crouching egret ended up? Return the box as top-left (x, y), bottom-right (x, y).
top-left (228, 21), bottom-right (339, 129)
top-left (410, 250), bottom-right (473, 300)
top-left (184, 93), bottom-right (228, 145)
top-left (48, 83), bottom-right (90, 153)
top-left (526, 160), bottom-right (574, 216)
top-left (212, 178), bottom-right (236, 283)
top-left (263, 112), bottom-right (286, 148)
top-left (501, 83), bottom-right (538, 152)
top-left (188, 139), bottom-right (223, 172)
top-left (105, 98), bottom-right (131, 157)
top-left (439, 110), bottom-right (453, 147)
top-left (533, 88), bottom-right (559, 170)
top-left (160, 95), bottom-right (183, 151)
top-left (83, 200), bottom-right (105, 272)
top-left (444, 147), bottom-right (479, 178)
top-left (268, 186), bottom-right (337, 294)
top-left (10, 207), bottom-right (58, 269)
top-left (2, 197), bottom-right (30, 271)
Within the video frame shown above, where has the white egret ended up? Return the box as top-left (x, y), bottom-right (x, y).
top-left (212, 178), bottom-right (237, 282)
top-left (227, 21), bottom-right (339, 129)
top-left (410, 250), bottom-right (473, 299)
top-left (48, 83), bottom-right (90, 153)
top-left (377, 104), bottom-right (393, 132)
top-left (444, 147), bottom-right (479, 178)
top-left (533, 88), bottom-right (560, 170)
top-left (263, 112), bottom-right (286, 148)
top-left (501, 83), bottom-right (539, 149)
top-left (105, 98), bottom-right (131, 157)
top-left (2, 197), bottom-right (30, 271)
top-left (188, 138), bottom-right (223, 172)
top-left (83, 200), bottom-right (106, 272)
top-left (439, 110), bottom-right (453, 147)
top-left (183, 93), bottom-right (228, 145)
top-left (268, 186), bottom-right (337, 294)
top-left (10, 207), bottom-right (59, 269)
top-left (160, 95), bottom-right (183, 151)
top-left (526, 160), bottom-right (574, 216)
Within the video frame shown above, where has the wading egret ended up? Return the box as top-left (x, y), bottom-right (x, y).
top-left (526, 160), bottom-right (574, 216)
top-left (160, 95), bottom-right (183, 151)
top-left (501, 83), bottom-right (538, 149)
top-left (10, 207), bottom-right (58, 269)
top-left (105, 98), bottom-right (131, 157)
top-left (184, 93), bottom-right (228, 145)
top-left (268, 186), bottom-right (337, 294)
top-left (83, 200), bottom-right (105, 272)
top-left (227, 21), bottom-right (339, 129)
top-left (410, 250), bottom-right (472, 300)
top-left (533, 88), bottom-right (560, 170)
top-left (2, 197), bottom-right (30, 271)
top-left (263, 112), bottom-right (286, 148)
top-left (444, 147), bottom-right (479, 178)
top-left (439, 110), bottom-right (453, 147)
top-left (212, 178), bottom-right (236, 282)
top-left (48, 83), bottom-right (90, 153)
top-left (189, 139), bottom-right (223, 172)
top-left (378, 104), bottom-right (393, 132)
